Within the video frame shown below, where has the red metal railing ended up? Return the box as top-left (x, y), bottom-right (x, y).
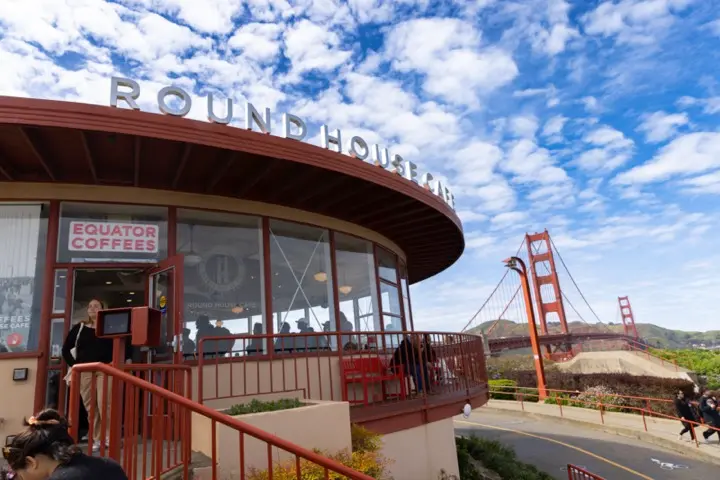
top-left (489, 386), bottom-right (720, 449)
top-left (68, 362), bottom-right (373, 480)
top-left (567, 464), bottom-right (605, 479)
top-left (196, 331), bottom-right (487, 408)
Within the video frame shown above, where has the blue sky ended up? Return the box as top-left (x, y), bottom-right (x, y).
top-left (1, 0), bottom-right (720, 332)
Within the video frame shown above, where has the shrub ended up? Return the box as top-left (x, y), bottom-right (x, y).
top-left (488, 379), bottom-right (518, 400)
top-left (499, 371), bottom-right (692, 416)
top-left (226, 398), bottom-right (303, 416)
top-left (247, 424), bottom-right (392, 480)
top-left (456, 436), bottom-right (554, 480)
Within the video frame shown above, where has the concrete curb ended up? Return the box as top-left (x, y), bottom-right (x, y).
top-left (479, 406), bottom-right (720, 467)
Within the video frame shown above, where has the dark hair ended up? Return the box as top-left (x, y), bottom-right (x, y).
top-left (3, 409), bottom-right (79, 472)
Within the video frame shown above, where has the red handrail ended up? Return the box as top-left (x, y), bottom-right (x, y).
top-left (70, 362), bottom-right (373, 480)
top-left (567, 464), bottom-right (605, 479)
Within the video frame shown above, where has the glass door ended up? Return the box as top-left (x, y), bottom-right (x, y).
top-left (145, 255), bottom-right (184, 365)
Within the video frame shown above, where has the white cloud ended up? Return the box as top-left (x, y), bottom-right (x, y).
top-left (283, 20), bottom-right (352, 80)
top-left (385, 18), bottom-right (518, 106)
top-left (679, 170), bottom-right (720, 195)
top-left (490, 211), bottom-right (529, 230)
top-left (542, 115), bottom-right (567, 139)
top-left (228, 23), bottom-right (283, 62)
top-left (582, 0), bottom-right (693, 45)
top-left (508, 115), bottom-right (539, 139)
top-left (503, 139), bottom-right (570, 184)
top-left (636, 110), bottom-right (689, 143)
top-left (614, 132), bottom-right (720, 185)
top-left (676, 95), bottom-right (720, 115)
top-left (575, 125), bottom-right (635, 172)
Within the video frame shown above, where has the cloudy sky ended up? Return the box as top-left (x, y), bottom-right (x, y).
top-left (1, 0), bottom-right (719, 332)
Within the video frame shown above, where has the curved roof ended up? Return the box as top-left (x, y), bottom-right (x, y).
top-left (0, 96), bottom-right (464, 282)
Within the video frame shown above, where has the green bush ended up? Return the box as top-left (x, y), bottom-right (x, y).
top-left (226, 398), bottom-right (303, 416)
top-left (488, 379), bottom-right (518, 400)
top-left (456, 436), bottom-right (554, 480)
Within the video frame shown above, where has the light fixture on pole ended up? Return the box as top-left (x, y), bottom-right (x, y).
top-left (503, 256), bottom-right (548, 400)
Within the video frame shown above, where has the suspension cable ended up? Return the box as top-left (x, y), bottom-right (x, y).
top-left (549, 235), bottom-right (606, 326)
top-left (460, 238), bottom-right (526, 333)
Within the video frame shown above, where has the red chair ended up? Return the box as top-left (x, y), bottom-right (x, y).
top-left (341, 357), bottom-right (406, 405)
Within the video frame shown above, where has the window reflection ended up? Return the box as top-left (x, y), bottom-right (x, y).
top-left (335, 233), bottom-right (379, 350)
top-left (400, 263), bottom-right (413, 330)
top-left (376, 247), bottom-right (398, 284)
top-left (176, 210), bottom-right (264, 358)
top-left (269, 220), bottom-right (334, 352)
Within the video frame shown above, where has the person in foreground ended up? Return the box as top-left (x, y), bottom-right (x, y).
top-left (1, 409), bottom-right (128, 480)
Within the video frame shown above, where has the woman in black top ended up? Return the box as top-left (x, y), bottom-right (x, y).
top-left (61, 299), bottom-right (131, 452)
top-left (1, 408), bottom-right (128, 480)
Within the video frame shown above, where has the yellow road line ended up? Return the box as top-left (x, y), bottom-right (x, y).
top-left (455, 419), bottom-right (654, 480)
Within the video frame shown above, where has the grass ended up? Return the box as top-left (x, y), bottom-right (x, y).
top-left (226, 398), bottom-right (304, 416)
top-left (457, 435), bottom-right (554, 480)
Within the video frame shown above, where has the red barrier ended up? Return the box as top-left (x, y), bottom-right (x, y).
top-left (196, 331), bottom-right (488, 411)
top-left (490, 386), bottom-right (720, 449)
top-left (567, 464), bottom-right (605, 479)
top-left (69, 363), bottom-right (373, 480)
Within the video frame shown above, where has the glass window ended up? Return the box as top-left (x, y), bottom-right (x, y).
top-left (0, 203), bottom-right (49, 353)
top-left (177, 210), bottom-right (264, 357)
top-left (269, 220), bottom-right (334, 352)
top-left (57, 202), bottom-right (168, 264)
top-left (400, 262), bottom-right (412, 330)
top-left (380, 282), bottom-right (402, 317)
top-left (52, 269), bottom-right (67, 314)
top-left (376, 247), bottom-right (398, 284)
top-left (335, 233), bottom-right (380, 350)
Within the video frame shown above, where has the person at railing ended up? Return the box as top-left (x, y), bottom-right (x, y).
top-left (195, 315), bottom-right (219, 357)
top-left (294, 319), bottom-right (328, 352)
top-left (389, 335), bottom-right (430, 395)
top-left (274, 322), bottom-right (294, 354)
top-left (674, 390), bottom-right (697, 442)
top-left (61, 298), bottom-right (132, 453)
top-left (0, 409), bottom-right (128, 480)
top-left (339, 312), bottom-right (356, 349)
top-left (699, 389), bottom-right (720, 442)
top-left (245, 322), bottom-right (264, 355)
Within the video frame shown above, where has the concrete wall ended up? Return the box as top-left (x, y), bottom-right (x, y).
top-left (380, 417), bottom-right (459, 480)
top-left (191, 400), bottom-right (352, 478)
top-left (0, 358), bottom-right (37, 441)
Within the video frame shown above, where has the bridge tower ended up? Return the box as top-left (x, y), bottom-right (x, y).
top-left (618, 296), bottom-right (639, 339)
top-left (526, 230), bottom-right (571, 356)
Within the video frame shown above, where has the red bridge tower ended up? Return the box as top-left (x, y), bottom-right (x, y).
top-left (526, 230), bottom-right (571, 357)
top-left (618, 296), bottom-right (639, 339)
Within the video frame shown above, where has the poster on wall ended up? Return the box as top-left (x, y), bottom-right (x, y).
top-left (0, 205), bottom-right (42, 353)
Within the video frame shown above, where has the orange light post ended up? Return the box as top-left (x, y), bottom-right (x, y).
top-left (504, 256), bottom-right (548, 400)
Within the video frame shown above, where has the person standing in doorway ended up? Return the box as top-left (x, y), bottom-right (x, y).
top-left (61, 298), bottom-right (131, 452)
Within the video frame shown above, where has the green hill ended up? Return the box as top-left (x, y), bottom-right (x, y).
top-left (468, 320), bottom-right (720, 350)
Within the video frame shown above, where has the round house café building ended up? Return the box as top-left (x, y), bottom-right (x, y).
top-left (0, 77), bottom-right (487, 478)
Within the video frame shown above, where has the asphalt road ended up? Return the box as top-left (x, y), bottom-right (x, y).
top-left (455, 409), bottom-right (720, 480)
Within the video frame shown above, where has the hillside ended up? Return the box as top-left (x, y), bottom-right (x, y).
top-left (468, 320), bottom-right (720, 350)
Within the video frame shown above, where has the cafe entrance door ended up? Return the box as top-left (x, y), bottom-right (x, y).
top-left (44, 255), bottom-right (184, 427)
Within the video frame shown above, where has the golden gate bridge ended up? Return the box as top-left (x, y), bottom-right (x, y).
top-left (461, 229), bottom-right (642, 359)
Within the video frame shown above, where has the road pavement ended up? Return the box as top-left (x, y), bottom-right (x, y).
top-left (455, 409), bottom-right (720, 479)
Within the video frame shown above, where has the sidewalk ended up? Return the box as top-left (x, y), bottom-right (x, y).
top-left (482, 399), bottom-right (720, 465)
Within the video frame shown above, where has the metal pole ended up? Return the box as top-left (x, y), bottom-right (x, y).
top-left (505, 257), bottom-right (547, 400)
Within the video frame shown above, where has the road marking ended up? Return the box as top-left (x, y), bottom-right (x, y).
top-left (455, 419), bottom-right (654, 480)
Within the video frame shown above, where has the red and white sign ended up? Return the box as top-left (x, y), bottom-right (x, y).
top-left (69, 221), bottom-right (159, 253)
